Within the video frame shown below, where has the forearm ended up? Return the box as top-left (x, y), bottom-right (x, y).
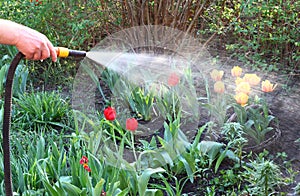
top-left (0, 19), bottom-right (21, 46)
top-left (0, 19), bottom-right (57, 61)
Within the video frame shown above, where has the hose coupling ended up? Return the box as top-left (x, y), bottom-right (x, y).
top-left (55, 47), bottom-right (86, 58)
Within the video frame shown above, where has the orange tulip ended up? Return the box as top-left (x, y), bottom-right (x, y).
top-left (231, 66), bottom-right (243, 77)
top-left (261, 80), bottom-right (277, 92)
top-left (210, 69), bottom-right (224, 81)
top-left (235, 92), bottom-right (249, 106)
top-left (214, 81), bottom-right (225, 94)
top-left (243, 74), bottom-right (261, 86)
top-left (235, 82), bottom-right (251, 95)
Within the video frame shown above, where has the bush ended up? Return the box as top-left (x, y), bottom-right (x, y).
top-left (200, 0), bottom-right (300, 71)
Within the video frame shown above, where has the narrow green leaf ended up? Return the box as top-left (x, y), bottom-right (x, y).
top-left (61, 182), bottom-right (81, 196)
top-left (178, 155), bottom-right (194, 183)
top-left (93, 178), bottom-right (105, 196)
top-left (198, 141), bottom-right (223, 167)
top-left (215, 145), bottom-right (229, 173)
top-left (42, 180), bottom-right (60, 196)
top-left (138, 167), bottom-right (165, 196)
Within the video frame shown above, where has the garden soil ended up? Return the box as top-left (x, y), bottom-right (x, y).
top-left (266, 74), bottom-right (300, 193)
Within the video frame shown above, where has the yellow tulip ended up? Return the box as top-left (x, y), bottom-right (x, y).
top-left (210, 69), bottom-right (224, 81)
top-left (235, 92), bottom-right (249, 106)
top-left (262, 80), bottom-right (277, 92)
top-left (231, 66), bottom-right (243, 77)
top-left (235, 77), bottom-right (245, 86)
top-left (243, 74), bottom-right (261, 86)
top-left (214, 81), bottom-right (225, 94)
top-left (235, 82), bottom-right (251, 95)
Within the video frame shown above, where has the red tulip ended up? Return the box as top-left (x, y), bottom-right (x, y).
top-left (79, 156), bottom-right (88, 165)
top-left (80, 156), bottom-right (91, 172)
top-left (104, 107), bottom-right (116, 121)
top-left (126, 118), bottom-right (138, 132)
top-left (83, 163), bottom-right (91, 172)
top-left (168, 72), bottom-right (180, 86)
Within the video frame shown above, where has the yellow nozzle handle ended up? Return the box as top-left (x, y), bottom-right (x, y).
top-left (56, 47), bottom-right (69, 58)
top-left (55, 47), bottom-right (86, 58)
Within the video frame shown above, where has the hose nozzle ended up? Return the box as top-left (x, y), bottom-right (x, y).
top-left (55, 47), bottom-right (86, 58)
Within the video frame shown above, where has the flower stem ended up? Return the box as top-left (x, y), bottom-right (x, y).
top-left (131, 132), bottom-right (138, 170)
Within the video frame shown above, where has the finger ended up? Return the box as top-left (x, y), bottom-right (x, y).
top-left (47, 41), bottom-right (57, 62)
top-left (33, 50), bottom-right (42, 60)
top-left (24, 52), bottom-right (34, 60)
top-left (41, 47), bottom-right (50, 60)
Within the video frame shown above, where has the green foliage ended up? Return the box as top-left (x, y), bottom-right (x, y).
top-left (155, 87), bottom-right (181, 121)
top-left (155, 173), bottom-right (190, 196)
top-left (13, 91), bottom-right (72, 131)
top-left (221, 122), bottom-right (248, 167)
top-left (207, 169), bottom-right (245, 195)
top-left (0, 1), bottom-right (105, 50)
top-left (200, 0), bottom-right (299, 71)
top-left (128, 86), bottom-right (154, 121)
top-left (233, 99), bottom-right (278, 145)
top-left (0, 0), bottom-right (108, 87)
top-left (243, 155), bottom-right (284, 195)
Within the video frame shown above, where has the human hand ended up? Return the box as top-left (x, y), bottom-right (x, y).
top-left (0, 19), bottom-right (57, 62)
top-left (15, 26), bottom-right (57, 62)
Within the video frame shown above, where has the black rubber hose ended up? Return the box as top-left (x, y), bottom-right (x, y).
top-left (2, 50), bottom-right (86, 195)
top-left (2, 52), bottom-right (24, 196)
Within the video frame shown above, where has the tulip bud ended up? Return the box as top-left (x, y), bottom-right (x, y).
top-left (210, 69), bottom-right (224, 81)
top-left (243, 74), bottom-right (261, 86)
top-left (126, 118), bottom-right (138, 132)
top-left (168, 72), bottom-right (180, 86)
top-left (235, 82), bottom-right (251, 95)
top-left (214, 81), bottom-right (225, 94)
top-left (262, 80), bottom-right (277, 92)
top-left (235, 77), bottom-right (245, 86)
top-left (104, 107), bottom-right (117, 121)
top-left (235, 92), bottom-right (249, 106)
top-left (231, 66), bottom-right (243, 77)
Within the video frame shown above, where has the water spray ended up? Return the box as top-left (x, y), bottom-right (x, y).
top-left (2, 47), bottom-right (86, 196)
top-left (71, 25), bottom-right (207, 172)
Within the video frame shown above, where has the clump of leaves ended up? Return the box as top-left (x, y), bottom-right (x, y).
top-left (243, 154), bottom-right (284, 195)
top-left (13, 91), bottom-right (72, 131)
top-left (233, 98), bottom-right (278, 145)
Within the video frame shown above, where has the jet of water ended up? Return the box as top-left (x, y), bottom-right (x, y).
top-left (86, 50), bottom-right (188, 85)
